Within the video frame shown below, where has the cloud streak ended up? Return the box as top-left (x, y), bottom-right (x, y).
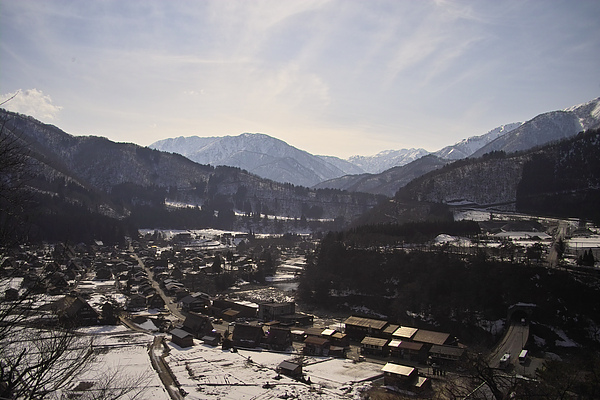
top-left (1, 0), bottom-right (599, 158)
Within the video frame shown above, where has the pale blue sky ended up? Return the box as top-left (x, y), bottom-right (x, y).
top-left (1, 0), bottom-right (599, 158)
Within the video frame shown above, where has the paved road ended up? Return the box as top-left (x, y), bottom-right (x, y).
top-left (488, 322), bottom-right (529, 369)
top-left (149, 336), bottom-right (184, 400)
top-left (133, 254), bottom-right (185, 321)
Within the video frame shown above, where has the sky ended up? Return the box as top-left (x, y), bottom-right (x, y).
top-left (1, 0), bottom-right (599, 158)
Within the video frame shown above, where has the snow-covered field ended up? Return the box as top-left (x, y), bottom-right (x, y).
top-left (55, 326), bottom-right (382, 399)
top-left (165, 340), bottom-right (379, 399)
top-left (59, 326), bottom-right (169, 400)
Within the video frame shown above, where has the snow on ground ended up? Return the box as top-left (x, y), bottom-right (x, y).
top-left (60, 328), bottom-right (169, 400)
top-left (552, 328), bottom-right (580, 348)
top-left (165, 341), bottom-right (379, 399)
top-left (568, 235), bottom-right (600, 248)
top-left (0, 277), bottom-right (23, 293)
top-left (434, 234), bottom-right (473, 247)
top-left (265, 273), bottom-right (296, 282)
top-left (477, 319), bottom-right (505, 336)
top-left (493, 231), bottom-right (552, 240)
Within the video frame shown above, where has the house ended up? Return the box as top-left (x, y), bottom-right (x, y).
top-left (52, 295), bottom-right (99, 327)
top-left (213, 299), bottom-right (258, 319)
top-left (146, 293), bottom-right (165, 309)
top-left (180, 293), bottom-right (210, 313)
top-left (387, 340), bottom-right (427, 362)
top-left (429, 345), bottom-right (466, 365)
top-left (361, 336), bottom-right (389, 356)
top-left (303, 336), bottom-right (330, 356)
top-left (182, 312), bottom-right (214, 339)
top-left (381, 362), bottom-right (417, 387)
top-left (258, 302), bottom-right (295, 321)
top-left (232, 323), bottom-right (264, 348)
top-left (126, 294), bottom-right (147, 311)
top-left (278, 312), bottom-right (314, 326)
top-left (343, 316), bottom-right (388, 341)
top-left (171, 328), bottom-right (194, 348)
top-left (381, 362), bottom-right (431, 393)
top-left (277, 361), bottom-right (302, 378)
top-left (265, 327), bottom-right (293, 351)
top-left (222, 308), bottom-right (240, 322)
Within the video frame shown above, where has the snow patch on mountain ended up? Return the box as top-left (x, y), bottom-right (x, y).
top-left (150, 133), bottom-right (361, 187)
top-left (434, 122), bottom-right (523, 160)
top-left (347, 148), bottom-right (430, 174)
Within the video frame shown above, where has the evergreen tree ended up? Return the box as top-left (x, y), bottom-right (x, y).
top-left (212, 254), bottom-right (222, 274)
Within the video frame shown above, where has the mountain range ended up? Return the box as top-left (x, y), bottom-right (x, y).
top-left (1, 96), bottom-right (599, 242)
top-left (0, 110), bottom-right (383, 242)
top-left (150, 97), bottom-right (600, 191)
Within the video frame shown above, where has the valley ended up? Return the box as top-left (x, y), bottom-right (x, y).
top-left (1, 98), bottom-right (600, 399)
top-left (2, 208), bottom-right (599, 399)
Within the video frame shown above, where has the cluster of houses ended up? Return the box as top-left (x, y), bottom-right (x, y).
top-left (166, 310), bottom-right (464, 394)
top-left (344, 316), bottom-right (466, 366)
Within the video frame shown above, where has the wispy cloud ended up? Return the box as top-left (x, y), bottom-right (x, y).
top-left (1, 0), bottom-right (599, 157)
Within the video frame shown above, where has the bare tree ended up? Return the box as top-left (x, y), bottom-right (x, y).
top-left (0, 272), bottom-right (150, 399)
top-left (0, 327), bottom-right (92, 399)
top-left (52, 366), bottom-right (152, 400)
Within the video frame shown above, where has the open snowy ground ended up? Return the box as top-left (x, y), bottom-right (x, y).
top-left (165, 340), bottom-right (380, 399)
top-left (58, 326), bottom-right (170, 400)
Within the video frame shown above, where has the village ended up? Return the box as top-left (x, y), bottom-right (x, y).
top-left (1, 217), bottom-right (598, 399)
top-left (0, 229), bottom-right (477, 399)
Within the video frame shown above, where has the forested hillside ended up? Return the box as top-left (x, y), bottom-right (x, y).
top-left (517, 128), bottom-right (600, 222)
top-left (298, 226), bottom-right (600, 347)
top-left (0, 110), bottom-right (383, 243)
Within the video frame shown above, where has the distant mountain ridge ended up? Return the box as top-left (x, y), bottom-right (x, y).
top-left (433, 123), bottom-right (523, 160)
top-left (150, 133), bottom-right (363, 187)
top-left (316, 97), bottom-right (600, 196)
top-left (346, 148), bottom-right (430, 174)
top-left (0, 110), bottom-right (382, 230)
top-left (357, 128), bottom-right (600, 225)
top-left (149, 98), bottom-right (600, 190)
top-left (470, 97), bottom-right (600, 158)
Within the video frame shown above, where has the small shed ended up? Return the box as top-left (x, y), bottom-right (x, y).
top-left (171, 328), bottom-right (194, 348)
top-left (277, 361), bottom-right (302, 378)
top-left (381, 362), bottom-right (417, 388)
top-left (202, 335), bottom-right (220, 346)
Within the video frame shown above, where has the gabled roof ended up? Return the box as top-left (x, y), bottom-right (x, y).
top-left (361, 336), bottom-right (389, 347)
top-left (53, 295), bottom-right (96, 319)
top-left (171, 328), bottom-right (193, 339)
top-left (183, 312), bottom-right (212, 333)
top-left (344, 316), bottom-right (388, 330)
top-left (392, 326), bottom-right (418, 339)
top-left (430, 345), bottom-right (465, 357)
top-left (383, 324), bottom-right (400, 335)
top-left (278, 361), bottom-right (301, 372)
top-left (232, 323), bottom-right (264, 339)
top-left (412, 330), bottom-right (450, 345)
top-left (381, 362), bottom-right (415, 377)
top-left (397, 341), bottom-right (424, 351)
